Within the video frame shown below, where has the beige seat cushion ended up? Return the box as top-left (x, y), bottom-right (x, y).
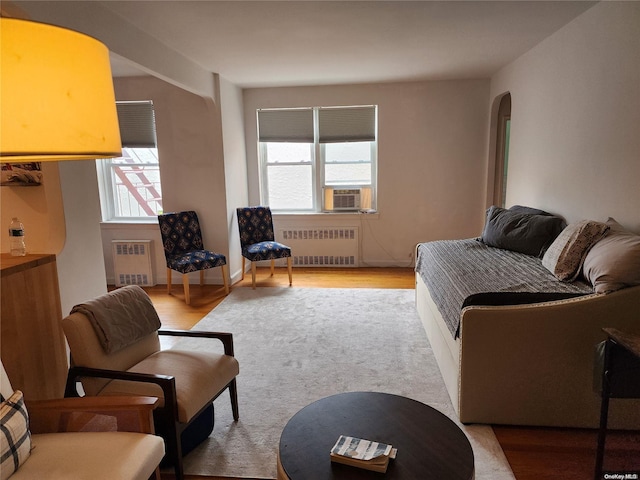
top-left (12, 432), bottom-right (164, 480)
top-left (97, 349), bottom-right (240, 423)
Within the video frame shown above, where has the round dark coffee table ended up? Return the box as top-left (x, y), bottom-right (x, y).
top-left (278, 391), bottom-right (474, 479)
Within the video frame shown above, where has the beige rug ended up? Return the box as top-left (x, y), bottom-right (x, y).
top-left (174, 287), bottom-right (515, 479)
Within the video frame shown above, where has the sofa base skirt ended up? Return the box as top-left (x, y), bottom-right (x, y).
top-left (415, 273), bottom-right (640, 429)
top-left (415, 274), bottom-right (461, 416)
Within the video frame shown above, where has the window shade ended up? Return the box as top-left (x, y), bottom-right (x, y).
top-left (116, 101), bottom-right (157, 148)
top-left (319, 106), bottom-right (376, 143)
top-left (258, 108), bottom-right (314, 143)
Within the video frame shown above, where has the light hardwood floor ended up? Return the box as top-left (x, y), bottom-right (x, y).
top-left (150, 267), bottom-right (639, 480)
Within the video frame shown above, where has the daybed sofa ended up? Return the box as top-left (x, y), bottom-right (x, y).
top-left (415, 205), bottom-right (640, 428)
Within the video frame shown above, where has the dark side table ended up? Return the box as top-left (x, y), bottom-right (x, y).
top-left (594, 328), bottom-right (640, 480)
top-left (277, 391), bottom-right (474, 480)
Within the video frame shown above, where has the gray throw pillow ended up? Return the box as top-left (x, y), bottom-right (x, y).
top-left (480, 206), bottom-right (566, 257)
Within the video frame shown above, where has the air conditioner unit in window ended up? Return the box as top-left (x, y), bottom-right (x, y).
top-left (331, 188), bottom-right (361, 211)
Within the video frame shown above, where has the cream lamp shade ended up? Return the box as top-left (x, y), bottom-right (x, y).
top-left (0, 18), bottom-right (122, 162)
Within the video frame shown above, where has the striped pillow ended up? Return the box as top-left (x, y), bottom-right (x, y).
top-left (0, 390), bottom-right (31, 479)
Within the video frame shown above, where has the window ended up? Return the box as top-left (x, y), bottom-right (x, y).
top-left (97, 101), bottom-right (163, 221)
top-left (258, 106), bottom-right (377, 212)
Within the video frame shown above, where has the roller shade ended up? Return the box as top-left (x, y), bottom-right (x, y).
top-left (319, 106), bottom-right (376, 143)
top-left (258, 108), bottom-right (314, 143)
top-left (116, 101), bottom-right (157, 148)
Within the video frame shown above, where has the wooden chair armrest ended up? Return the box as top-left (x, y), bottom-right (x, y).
top-left (65, 366), bottom-right (179, 422)
top-left (65, 366), bottom-right (175, 396)
top-left (158, 328), bottom-right (235, 356)
top-left (27, 396), bottom-right (159, 435)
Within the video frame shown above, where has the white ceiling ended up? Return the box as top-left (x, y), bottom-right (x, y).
top-left (33, 1), bottom-right (600, 88)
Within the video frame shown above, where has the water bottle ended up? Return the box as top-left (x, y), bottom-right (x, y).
top-left (9, 217), bottom-right (26, 256)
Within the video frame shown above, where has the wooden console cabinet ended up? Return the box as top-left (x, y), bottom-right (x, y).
top-left (1, 253), bottom-right (67, 400)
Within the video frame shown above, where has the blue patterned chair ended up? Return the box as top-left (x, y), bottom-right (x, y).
top-left (236, 206), bottom-right (292, 289)
top-left (158, 211), bottom-right (229, 304)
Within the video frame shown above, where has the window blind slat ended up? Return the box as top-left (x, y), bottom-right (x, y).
top-left (319, 106), bottom-right (376, 143)
top-left (258, 108), bottom-right (314, 143)
top-left (116, 101), bottom-right (157, 148)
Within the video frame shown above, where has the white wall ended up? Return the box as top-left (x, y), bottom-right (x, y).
top-left (243, 80), bottom-right (491, 265)
top-left (489, 1), bottom-right (640, 232)
top-left (219, 76), bottom-right (249, 280)
top-left (103, 75), bottom-right (230, 286)
top-left (56, 161), bottom-right (108, 316)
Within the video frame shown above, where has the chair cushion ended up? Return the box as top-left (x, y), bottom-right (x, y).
top-left (0, 391), bottom-right (31, 480)
top-left (97, 349), bottom-right (239, 423)
top-left (62, 313), bottom-right (161, 396)
top-left (242, 241), bottom-right (291, 262)
top-left (12, 432), bottom-right (164, 480)
top-left (167, 250), bottom-right (226, 274)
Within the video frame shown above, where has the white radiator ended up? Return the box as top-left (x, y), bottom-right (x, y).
top-left (112, 240), bottom-right (155, 286)
top-left (277, 227), bottom-right (359, 267)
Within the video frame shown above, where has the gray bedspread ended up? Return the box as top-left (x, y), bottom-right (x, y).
top-left (415, 238), bottom-right (593, 338)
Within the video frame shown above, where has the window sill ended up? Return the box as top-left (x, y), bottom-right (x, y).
top-left (100, 220), bottom-right (158, 229)
top-left (273, 210), bottom-right (379, 220)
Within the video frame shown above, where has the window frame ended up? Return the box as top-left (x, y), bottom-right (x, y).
top-left (258, 105), bottom-right (377, 213)
top-left (319, 141), bottom-right (378, 205)
top-left (259, 141), bottom-right (317, 212)
top-left (97, 100), bottom-right (161, 222)
top-left (96, 147), bottom-right (162, 222)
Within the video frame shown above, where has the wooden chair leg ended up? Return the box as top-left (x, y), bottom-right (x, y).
top-left (251, 262), bottom-right (257, 289)
top-left (270, 259), bottom-right (275, 276)
top-left (151, 466), bottom-right (161, 480)
top-left (200, 269), bottom-right (205, 286)
top-left (287, 257), bottom-right (293, 286)
top-left (241, 257), bottom-right (246, 280)
top-left (167, 268), bottom-right (172, 294)
top-left (154, 403), bottom-right (184, 480)
top-left (167, 420), bottom-right (184, 480)
top-left (229, 378), bottom-right (239, 421)
top-left (182, 274), bottom-right (190, 305)
top-left (595, 343), bottom-right (613, 480)
top-left (221, 265), bottom-right (230, 295)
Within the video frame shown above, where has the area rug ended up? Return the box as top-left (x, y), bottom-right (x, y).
top-left (175, 287), bottom-right (515, 479)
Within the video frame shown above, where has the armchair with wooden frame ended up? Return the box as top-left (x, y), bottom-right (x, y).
top-left (1, 360), bottom-right (164, 480)
top-left (61, 285), bottom-right (240, 480)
